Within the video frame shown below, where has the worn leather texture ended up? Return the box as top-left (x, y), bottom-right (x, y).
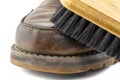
top-left (24, 0), bottom-right (60, 28)
top-left (16, 0), bottom-right (95, 56)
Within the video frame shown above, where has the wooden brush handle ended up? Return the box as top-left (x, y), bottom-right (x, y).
top-left (60, 0), bottom-right (120, 38)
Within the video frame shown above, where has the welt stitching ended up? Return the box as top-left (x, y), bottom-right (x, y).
top-left (14, 45), bottom-right (99, 58)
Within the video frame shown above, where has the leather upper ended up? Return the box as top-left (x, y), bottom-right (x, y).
top-left (15, 0), bottom-right (95, 56)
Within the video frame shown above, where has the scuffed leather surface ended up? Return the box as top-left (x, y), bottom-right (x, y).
top-left (16, 0), bottom-right (95, 56)
top-left (16, 23), bottom-right (94, 55)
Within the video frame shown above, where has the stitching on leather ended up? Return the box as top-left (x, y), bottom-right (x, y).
top-left (13, 45), bottom-right (99, 58)
top-left (20, 23), bottom-right (62, 34)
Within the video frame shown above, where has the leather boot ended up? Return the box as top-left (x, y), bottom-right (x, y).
top-left (11, 0), bottom-right (115, 74)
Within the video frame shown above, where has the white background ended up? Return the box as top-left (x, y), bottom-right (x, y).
top-left (0, 0), bottom-right (120, 80)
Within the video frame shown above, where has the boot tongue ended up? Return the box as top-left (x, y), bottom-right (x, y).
top-left (24, 0), bottom-right (60, 28)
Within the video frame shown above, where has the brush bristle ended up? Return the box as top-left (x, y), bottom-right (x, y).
top-left (87, 28), bottom-right (106, 48)
top-left (98, 33), bottom-right (115, 51)
top-left (50, 5), bottom-right (120, 60)
top-left (78, 23), bottom-right (98, 44)
top-left (107, 38), bottom-right (120, 57)
top-left (56, 10), bottom-right (73, 29)
top-left (51, 5), bottom-right (67, 23)
top-left (62, 14), bottom-right (80, 36)
top-left (71, 18), bottom-right (89, 39)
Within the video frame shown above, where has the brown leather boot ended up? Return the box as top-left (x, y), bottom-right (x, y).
top-left (11, 0), bottom-right (115, 74)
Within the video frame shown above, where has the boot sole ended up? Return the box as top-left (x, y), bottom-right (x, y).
top-left (11, 44), bottom-right (116, 74)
